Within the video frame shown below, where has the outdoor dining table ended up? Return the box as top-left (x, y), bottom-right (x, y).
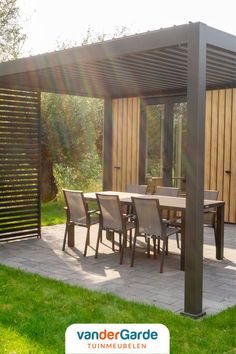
top-left (67, 191), bottom-right (225, 271)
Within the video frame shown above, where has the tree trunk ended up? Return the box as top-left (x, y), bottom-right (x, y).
top-left (40, 143), bottom-right (58, 202)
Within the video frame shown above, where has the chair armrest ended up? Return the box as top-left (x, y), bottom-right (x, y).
top-left (165, 217), bottom-right (182, 228)
top-left (88, 209), bottom-right (99, 214)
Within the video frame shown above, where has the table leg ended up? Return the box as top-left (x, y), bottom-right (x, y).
top-left (180, 211), bottom-right (185, 271)
top-left (68, 223), bottom-right (75, 247)
top-left (216, 204), bottom-right (224, 260)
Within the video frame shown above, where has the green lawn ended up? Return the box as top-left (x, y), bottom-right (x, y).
top-left (41, 201), bottom-right (66, 226)
top-left (41, 200), bottom-right (98, 226)
top-left (0, 264), bottom-right (235, 354)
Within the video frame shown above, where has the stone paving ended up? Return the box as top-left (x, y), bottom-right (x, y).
top-left (0, 223), bottom-right (235, 316)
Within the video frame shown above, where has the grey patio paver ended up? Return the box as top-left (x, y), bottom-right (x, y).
top-left (0, 223), bottom-right (235, 316)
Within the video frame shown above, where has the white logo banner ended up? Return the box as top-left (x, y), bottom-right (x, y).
top-left (66, 323), bottom-right (169, 354)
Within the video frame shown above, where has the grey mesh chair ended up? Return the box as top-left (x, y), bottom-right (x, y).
top-left (155, 186), bottom-right (180, 196)
top-left (155, 186), bottom-right (180, 249)
top-left (126, 184), bottom-right (148, 214)
top-left (131, 197), bottom-right (180, 273)
top-left (95, 193), bottom-right (135, 264)
top-left (126, 184), bottom-right (147, 194)
top-left (62, 189), bottom-right (99, 256)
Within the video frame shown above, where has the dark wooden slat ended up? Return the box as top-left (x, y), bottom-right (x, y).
top-left (0, 100), bottom-right (39, 109)
top-left (0, 173), bottom-right (38, 180)
top-left (0, 204), bottom-right (38, 214)
top-left (0, 130), bottom-right (38, 136)
top-left (0, 111), bottom-right (38, 119)
top-left (0, 225), bottom-right (38, 235)
top-left (0, 179), bottom-right (37, 186)
top-left (0, 154), bottom-right (38, 160)
top-left (0, 94), bottom-right (38, 103)
top-left (0, 166), bottom-right (38, 171)
top-left (0, 88), bottom-right (38, 97)
top-left (0, 215), bottom-right (38, 225)
top-left (0, 182), bottom-right (37, 189)
top-left (0, 188), bottom-right (38, 196)
top-left (0, 121), bottom-right (38, 128)
top-left (0, 138), bottom-right (38, 145)
top-left (0, 144), bottom-right (39, 150)
top-left (0, 160), bottom-right (38, 166)
top-left (0, 101), bottom-right (38, 110)
top-left (0, 210), bottom-right (38, 218)
top-left (0, 195), bottom-right (38, 204)
top-left (0, 229), bottom-right (39, 240)
top-left (0, 155), bottom-right (39, 161)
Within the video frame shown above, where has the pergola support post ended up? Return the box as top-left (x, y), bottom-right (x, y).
top-left (163, 102), bottom-right (173, 186)
top-left (183, 23), bottom-right (207, 318)
top-left (103, 98), bottom-right (113, 190)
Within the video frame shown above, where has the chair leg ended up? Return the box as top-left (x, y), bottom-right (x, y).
top-left (157, 238), bottom-right (160, 254)
top-left (62, 222), bottom-right (68, 251)
top-left (213, 215), bottom-right (217, 246)
top-left (112, 231), bottom-right (115, 251)
top-left (153, 237), bottom-right (157, 259)
top-left (160, 238), bottom-right (167, 273)
top-left (95, 227), bottom-right (102, 258)
top-left (176, 232), bottom-right (180, 249)
top-left (120, 231), bottom-right (127, 264)
top-left (84, 227), bottom-right (90, 257)
top-left (166, 238), bottom-right (169, 255)
top-left (130, 233), bottom-right (137, 267)
top-left (147, 237), bottom-right (150, 258)
top-left (129, 229), bottom-right (132, 248)
top-left (119, 231), bottom-right (122, 252)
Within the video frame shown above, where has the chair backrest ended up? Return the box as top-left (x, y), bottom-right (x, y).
top-left (155, 186), bottom-right (179, 197)
top-left (96, 194), bottom-right (123, 231)
top-left (204, 190), bottom-right (219, 200)
top-left (63, 189), bottom-right (88, 225)
top-left (132, 197), bottom-right (163, 236)
top-left (126, 184), bottom-right (147, 194)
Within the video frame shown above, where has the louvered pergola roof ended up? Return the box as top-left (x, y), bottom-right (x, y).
top-left (0, 22), bottom-right (235, 98)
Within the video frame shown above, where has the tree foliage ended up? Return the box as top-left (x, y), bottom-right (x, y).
top-left (41, 93), bottom-right (104, 194)
top-left (0, 0), bottom-right (26, 61)
top-left (41, 27), bottom-right (130, 196)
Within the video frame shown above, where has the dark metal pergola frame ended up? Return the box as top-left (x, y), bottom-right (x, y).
top-left (0, 22), bottom-right (235, 317)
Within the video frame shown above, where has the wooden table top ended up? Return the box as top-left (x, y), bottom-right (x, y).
top-left (84, 191), bottom-right (224, 211)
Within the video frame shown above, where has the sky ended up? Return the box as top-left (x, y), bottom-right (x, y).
top-left (18, 0), bottom-right (236, 57)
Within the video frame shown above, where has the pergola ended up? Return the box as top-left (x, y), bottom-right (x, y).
top-left (0, 22), bottom-right (235, 318)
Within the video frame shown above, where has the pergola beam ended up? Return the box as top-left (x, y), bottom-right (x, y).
top-left (206, 26), bottom-right (236, 53)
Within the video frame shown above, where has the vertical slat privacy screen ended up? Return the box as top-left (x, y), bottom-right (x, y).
top-left (0, 88), bottom-right (40, 241)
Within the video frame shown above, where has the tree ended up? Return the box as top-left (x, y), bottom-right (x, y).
top-left (0, 0), bottom-right (26, 62)
top-left (41, 27), bottom-right (130, 199)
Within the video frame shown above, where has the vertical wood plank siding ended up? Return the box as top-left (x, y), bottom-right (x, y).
top-left (112, 97), bottom-right (140, 191)
top-left (204, 88), bottom-right (236, 223)
top-left (112, 88), bottom-right (235, 222)
top-left (0, 88), bottom-right (41, 240)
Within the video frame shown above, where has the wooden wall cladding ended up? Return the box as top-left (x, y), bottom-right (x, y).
top-left (112, 89), bottom-right (235, 222)
top-left (205, 88), bottom-right (236, 223)
top-left (112, 98), bottom-right (140, 191)
top-left (0, 88), bottom-right (41, 240)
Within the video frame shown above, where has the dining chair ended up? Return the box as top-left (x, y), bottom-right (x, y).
top-left (125, 184), bottom-right (148, 214)
top-left (95, 193), bottom-right (135, 264)
top-left (131, 197), bottom-right (180, 273)
top-left (62, 189), bottom-right (99, 256)
top-left (126, 184), bottom-right (148, 194)
top-left (155, 186), bottom-right (181, 249)
top-left (155, 186), bottom-right (180, 196)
